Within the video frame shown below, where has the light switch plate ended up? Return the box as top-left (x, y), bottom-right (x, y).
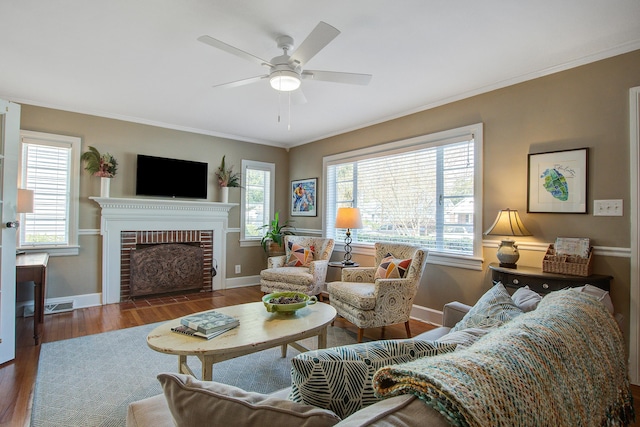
top-left (593, 199), bottom-right (623, 216)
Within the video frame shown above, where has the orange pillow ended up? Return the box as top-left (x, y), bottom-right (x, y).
top-left (285, 242), bottom-right (315, 267)
top-left (374, 253), bottom-right (411, 279)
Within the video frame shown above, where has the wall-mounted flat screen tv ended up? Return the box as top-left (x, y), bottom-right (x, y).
top-left (136, 154), bottom-right (208, 199)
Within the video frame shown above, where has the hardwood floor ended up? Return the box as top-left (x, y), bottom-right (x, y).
top-left (1, 285), bottom-right (639, 426)
top-left (0, 285), bottom-right (436, 427)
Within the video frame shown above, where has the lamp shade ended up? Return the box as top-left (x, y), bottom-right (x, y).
top-left (484, 208), bottom-right (531, 237)
top-left (335, 207), bottom-right (363, 229)
top-left (17, 189), bottom-right (34, 214)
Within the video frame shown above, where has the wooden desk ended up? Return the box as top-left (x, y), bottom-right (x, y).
top-left (16, 253), bottom-right (49, 345)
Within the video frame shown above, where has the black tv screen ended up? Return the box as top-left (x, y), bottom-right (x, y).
top-left (136, 154), bottom-right (208, 199)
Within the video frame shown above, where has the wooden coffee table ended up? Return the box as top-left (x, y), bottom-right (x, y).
top-left (147, 301), bottom-right (337, 381)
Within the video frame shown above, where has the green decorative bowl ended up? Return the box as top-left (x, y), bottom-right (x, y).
top-left (262, 292), bottom-right (317, 314)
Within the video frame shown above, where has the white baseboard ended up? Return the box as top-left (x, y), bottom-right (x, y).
top-left (17, 292), bottom-right (102, 316)
top-left (410, 303), bottom-right (443, 327)
top-left (224, 275), bottom-right (260, 289)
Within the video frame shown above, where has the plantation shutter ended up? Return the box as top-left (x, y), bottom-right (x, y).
top-left (20, 139), bottom-right (71, 246)
top-left (325, 134), bottom-right (475, 255)
top-left (242, 160), bottom-right (275, 241)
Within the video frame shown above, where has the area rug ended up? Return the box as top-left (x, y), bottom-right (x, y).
top-left (31, 321), bottom-right (359, 427)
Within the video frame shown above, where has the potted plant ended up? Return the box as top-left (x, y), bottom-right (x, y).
top-left (81, 146), bottom-right (118, 197)
top-left (260, 211), bottom-right (295, 256)
top-left (216, 155), bottom-right (241, 203)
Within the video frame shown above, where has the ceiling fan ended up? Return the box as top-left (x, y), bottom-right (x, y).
top-left (197, 21), bottom-right (372, 94)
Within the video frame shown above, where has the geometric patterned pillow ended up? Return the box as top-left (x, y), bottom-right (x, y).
top-left (288, 339), bottom-right (457, 419)
top-left (374, 253), bottom-right (412, 279)
top-left (285, 242), bottom-right (314, 267)
top-left (450, 282), bottom-right (523, 333)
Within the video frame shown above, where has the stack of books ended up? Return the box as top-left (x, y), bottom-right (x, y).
top-left (171, 310), bottom-right (239, 340)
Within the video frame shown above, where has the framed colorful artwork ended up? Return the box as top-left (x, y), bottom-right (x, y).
top-left (527, 148), bottom-right (588, 213)
top-left (291, 178), bottom-right (317, 216)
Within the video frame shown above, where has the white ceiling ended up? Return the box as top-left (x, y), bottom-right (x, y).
top-left (1, 1), bottom-right (640, 149)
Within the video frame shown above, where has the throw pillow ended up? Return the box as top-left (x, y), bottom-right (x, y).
top-left (511, 286), bottom-right (543, 312)
top-left (285, 242), bottom-right (315, 267)
top-left (571, 284), bottom-right (614, 314)
top-left (450, 282), bottom-right (523, 332)
top-left (288, 339), bottom-right (456, 419)
top-left (374, 253), bottom-right (412, 279)
top-left (158, 372), bottom-right (340, 427)
top-left (435, 327), bottom-right (491, 351)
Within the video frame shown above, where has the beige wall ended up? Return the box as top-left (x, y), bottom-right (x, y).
top-left (290, 49), bottom-right (640, 344)
top-left (19, 105), bottom-right (288, 298)
top-left (17, 49), bottom-right (640, 345)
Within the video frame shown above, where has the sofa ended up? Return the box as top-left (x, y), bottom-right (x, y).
top-left (126, 283), bottom-right (634, 427)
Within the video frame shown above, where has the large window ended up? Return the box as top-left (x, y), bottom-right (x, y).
top-left (325, 124), bottom-right (483, 266)
top-left (240, 159), bottom-right (275, 243)
top-left (18, 130), bottom-right (81, 255)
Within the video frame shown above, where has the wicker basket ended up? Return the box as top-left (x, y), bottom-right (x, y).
top-left (542, 244), bottom-right (593, 276)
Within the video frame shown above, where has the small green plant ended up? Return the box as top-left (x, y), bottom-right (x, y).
top-left (260, 211), bottom-right (295, 252)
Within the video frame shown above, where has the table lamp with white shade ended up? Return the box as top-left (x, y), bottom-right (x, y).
top-left (484, 208), bottom-right (531, 269)
top-left (335, 207), bottom-right (363, 265)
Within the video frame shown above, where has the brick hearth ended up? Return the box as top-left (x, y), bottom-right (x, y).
top-left (120, 230), bottom-right (213, 301)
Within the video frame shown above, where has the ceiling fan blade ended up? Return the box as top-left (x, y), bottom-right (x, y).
top-left (212, 75), bottom-right (267, 89)
top-left (290, 89), bottom-right (307, 105)
top-left (289, 21), bottom-right (340, 67)
top-left (198, 35), bottom-right (273, 68)
top-left (302, 70), bottom-right (372, 86)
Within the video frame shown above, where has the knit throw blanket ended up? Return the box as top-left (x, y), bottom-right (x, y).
top-left (374, 290), bottom-right (634, 426)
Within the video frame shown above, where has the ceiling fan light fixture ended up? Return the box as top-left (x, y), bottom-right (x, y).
top-left (270, 70), bottom-right (301, 92)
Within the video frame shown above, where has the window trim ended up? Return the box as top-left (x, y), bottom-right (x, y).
top-left (18, 130), bottom-right (81, 256)
top-left (239, 159), bottom-right (275, 247)
top-left (323, 123), bottom-right (484, 270)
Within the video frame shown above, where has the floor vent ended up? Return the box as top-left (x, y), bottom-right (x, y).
top-left (23, 301), bottom-right (74, 317)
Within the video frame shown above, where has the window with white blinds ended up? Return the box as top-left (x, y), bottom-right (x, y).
top-left (241, 159), bottom-right (275, 242)
top-left (19, 130), bottom-right (80, 253)
top-left (324, 123), bottom-right (483, 258)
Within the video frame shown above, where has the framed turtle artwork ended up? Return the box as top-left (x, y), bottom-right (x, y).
top-left (527, 148), bottom-right (588, 214)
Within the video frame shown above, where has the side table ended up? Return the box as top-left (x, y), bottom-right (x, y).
top-left (16, 252), bottom-right (49, 345)
top-left (328, 261), bottom-right (360, 268)
top-left (323, 262), bottom-right (360, 301)
top-left (488, 262), bottom-right (611, 295)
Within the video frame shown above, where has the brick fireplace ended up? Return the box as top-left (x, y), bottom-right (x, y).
top-left (121, 230), bottom-right (214, 300)
top-left (91, 197), bottom-right (234, 304)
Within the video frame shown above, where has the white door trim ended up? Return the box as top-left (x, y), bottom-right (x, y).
top-left (0, 99), bottom-right (20, 364)
top-left (629, 86), bottom-right (640, 385)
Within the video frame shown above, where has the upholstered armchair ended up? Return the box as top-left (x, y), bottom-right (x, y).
top-left (327, 242), bottom-right (427, 342)
top-left (260, 236), bottom-right (335, 297)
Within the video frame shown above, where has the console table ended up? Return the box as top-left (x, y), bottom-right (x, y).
top-left (488, 262), bottom-right (611, 295)
top-left (16, 252), bottom-right (49, 345)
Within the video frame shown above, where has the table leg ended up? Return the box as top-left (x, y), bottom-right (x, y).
top-left (38, 267), bottom-right (46, 323)
top-left (201, 355), bottom-right (214, 381)
top-left (33, 280), bottom-right (42, 345)
top-left (318, 326), bottom-right (328, 349)
top-left (281, 343), bottom-right (288, 358)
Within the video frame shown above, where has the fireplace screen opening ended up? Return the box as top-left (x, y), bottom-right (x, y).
top-left (130, 243), bottom-right (204, 297)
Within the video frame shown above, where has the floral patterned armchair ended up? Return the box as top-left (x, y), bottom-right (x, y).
top-left (260, 236), bottom-right (335, 296)
top-left (327, 242), bottom-right (427, 342)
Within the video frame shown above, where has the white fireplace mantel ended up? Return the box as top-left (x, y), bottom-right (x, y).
top-left (90, 197), bottom-right (236, 304)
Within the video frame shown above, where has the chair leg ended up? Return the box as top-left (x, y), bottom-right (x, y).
top-left (357, 328), bottom-right (364, 343)
top-left (404, 321), bottom-right (412, 338)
